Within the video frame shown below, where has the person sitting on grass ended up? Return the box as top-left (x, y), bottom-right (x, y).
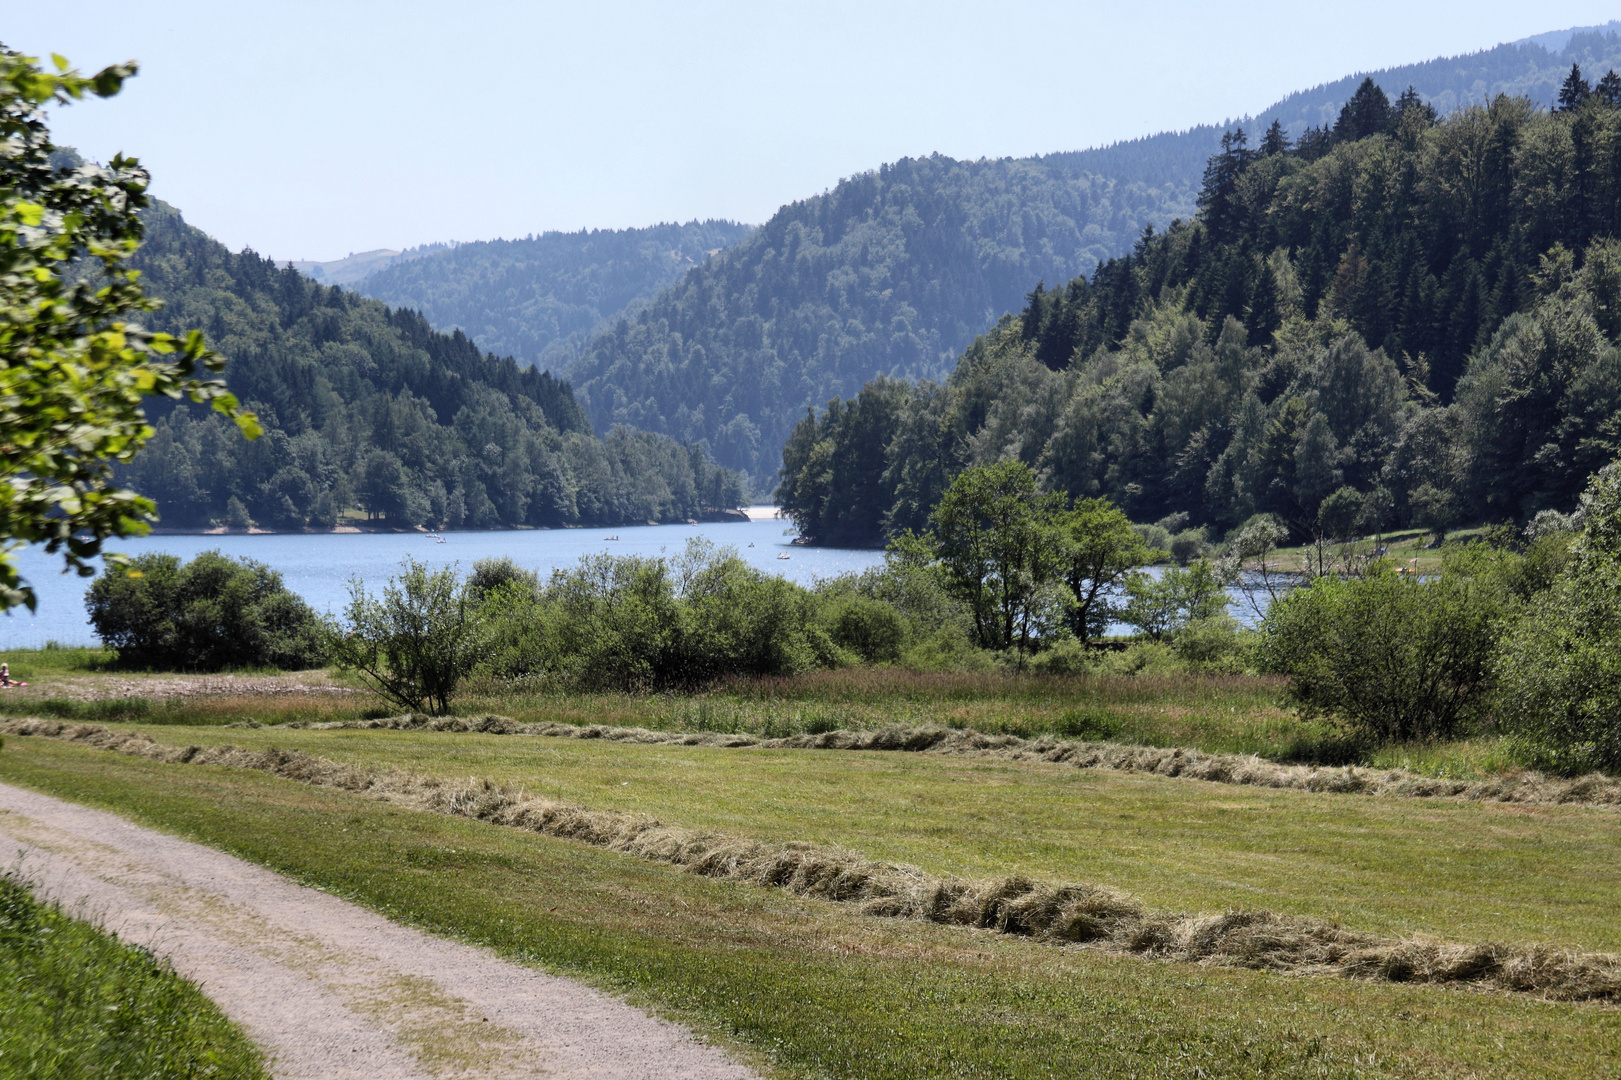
top-left (0, 663), bottom-right (24, 688)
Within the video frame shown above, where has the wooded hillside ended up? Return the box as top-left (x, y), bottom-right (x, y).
top-left (120, 204), bottom-right (743, 530)
top-left (779, 74), bottom-right (1621, 545)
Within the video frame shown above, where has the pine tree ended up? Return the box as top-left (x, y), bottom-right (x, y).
top-left (1295, 124), bottom-right (1333, 162)
top-left (1558, 63), bottom-right (1592, 111)
top-left (1260, 119), bottom-right (1291, 156)
top-left (1598, 69), bottom-right (1621, 107)
top-left (1245, 255), bottom-right (1282, 343)
top-left (1333, 78), bottom-right (1393, 142)
top-left (1021, 282), bottom-right (1046, 342)
top-left (1197, 128), bottom-right (1252, 240)
top-left (1393, 86), bottom-right (1437, 125)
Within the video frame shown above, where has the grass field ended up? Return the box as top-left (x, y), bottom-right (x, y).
top-left (90, 722), bottom-right (1621, 950)
top-left (2, 735), bottom-right (1618, 1079)
top-left (0, 869), bottom-right (268, 1079)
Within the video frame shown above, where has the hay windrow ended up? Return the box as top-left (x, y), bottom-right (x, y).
top-left (6, 717), bottom-right (1621, 1003)
top-left (299, 714), bottom-right (1621, 810)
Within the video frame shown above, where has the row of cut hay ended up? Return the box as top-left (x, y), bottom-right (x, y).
top-left (297, 714), bottom-right (1621, 809)
top-left (7, 717), bottom-right (1621, 1002)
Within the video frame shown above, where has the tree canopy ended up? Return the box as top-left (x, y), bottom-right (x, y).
top-left (779, 80), bottom-right (1621, 545)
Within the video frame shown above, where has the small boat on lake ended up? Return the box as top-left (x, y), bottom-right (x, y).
top-left (776, 552), bottom-right (791, 559)
top-left (604, 535), bottom-right (620, 541)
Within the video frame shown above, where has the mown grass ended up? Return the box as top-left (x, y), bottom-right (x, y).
top-left (1, 738), bottom-right (1616, 1079)
top-left (90, 723), bottom-right (1621, 952)
top-left (0, 870), bottom-right (268, 1079)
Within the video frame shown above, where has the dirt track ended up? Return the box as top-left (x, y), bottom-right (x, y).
top-left (0, 781), bottom-right (758, 1080)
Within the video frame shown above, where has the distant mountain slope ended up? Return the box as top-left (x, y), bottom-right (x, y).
top-left (565, 27), bottom-right (1621, 486)
top-left (290, 246), bottom-right (446, 287)
top-left (567, 155), bottom-right (1192, 484)
top-left (345, 221), bottom-right (753, 370)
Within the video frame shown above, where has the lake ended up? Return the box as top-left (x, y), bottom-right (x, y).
top-left (0, 509), bottom-right (888, 649)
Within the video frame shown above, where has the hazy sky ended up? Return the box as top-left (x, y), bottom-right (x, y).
top-left (10, 2), bottom-right (1621, 262)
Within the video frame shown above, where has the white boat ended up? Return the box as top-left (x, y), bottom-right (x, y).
top-left (776, 552), bottom-right (790, 559)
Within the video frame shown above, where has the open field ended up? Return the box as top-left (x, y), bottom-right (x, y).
top-left (62, 721), bottom-right (1621, 951)
top-left (0, 871), bottom-right (268, 1079)
top-left (2, 735), bottom-right (1619, 1079)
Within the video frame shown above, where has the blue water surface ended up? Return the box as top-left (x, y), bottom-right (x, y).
top-left (1, 509), bottom-right (887, 649)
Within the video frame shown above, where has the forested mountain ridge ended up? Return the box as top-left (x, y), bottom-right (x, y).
top-left (346, 221), bottom-right (753, 370)
top-left (117, 202), bottom-right (744, 531)
top-left (560, 28), bottom-right (1621, 490)
top-left (566, 154), bottom-right (1190, 485)
top-left (778, 75), bottom-right (1621, 546)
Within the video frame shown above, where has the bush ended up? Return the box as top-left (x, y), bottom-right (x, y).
top-left (467, 556), bottom-right (538, 601)
top-left (476, 539), bottom-right (841, 691)
top-left (85, 551), bottom-right (325, 671)
top-left (1257, 548), bottom-right (1515, 742)
top-left (1171, 616), bottom-right (1248, 672)
top-left (1167, 528), bottom-right (1209, 566)
top-left (330, 558), bottom-right (485, 713)
top-left (1026, 636), bottom-right (1093, 676)
top-left (823, 596), bottom-right (906, 663)
top-left (1495, 462), bottom-right (1621, 773)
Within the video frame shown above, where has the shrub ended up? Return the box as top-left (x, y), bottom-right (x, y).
top-left (1495, 463), bottom-right (1621, 773)
top-left (1167, 528), bottom-right (1209, 566)
top-left (467, 556), bottom-right (538, 601)
top-left (1170, 616), bottom-right (1247, 672)
top-left (477, 539), bottom-right (842, 691)
top-left (85, 551), bottom-right (325, 671)
top-left (1258, 549), bottom-right (1515, 742)
top-left (824, 596), bottom-right (906, 663)
top-left (1026, 636), bottom-right (1093, 676)
top-left (330, 558), bottom-right (486, 713)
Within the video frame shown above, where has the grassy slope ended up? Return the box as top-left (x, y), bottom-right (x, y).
top-left (125, 725), bottom-right (1621, 951)
top-left (0, 872), bottom-right (268, 1079)
top-left (1, 738), bottom-right (1615, 1080)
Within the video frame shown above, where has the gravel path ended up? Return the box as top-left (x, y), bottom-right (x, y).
top-left (0, 782), bottom-right (759, 1080)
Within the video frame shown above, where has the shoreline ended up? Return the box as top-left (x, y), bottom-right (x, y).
top-left (145, 506), bottom-right (773, 537)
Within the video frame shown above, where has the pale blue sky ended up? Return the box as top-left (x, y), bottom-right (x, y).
top-left (9, 2), bottom-right (1621, 261)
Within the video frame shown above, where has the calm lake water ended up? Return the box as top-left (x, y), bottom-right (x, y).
top-left (0, 509), bottom-right (888, 649)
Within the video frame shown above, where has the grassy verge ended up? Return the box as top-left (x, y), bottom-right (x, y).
top-left (122, 723), bottom-right (1621, 951)
top-left (0, 871), bottom-right (268, 1079)
top-left (1, 737), bottom-right (1616, 1079)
